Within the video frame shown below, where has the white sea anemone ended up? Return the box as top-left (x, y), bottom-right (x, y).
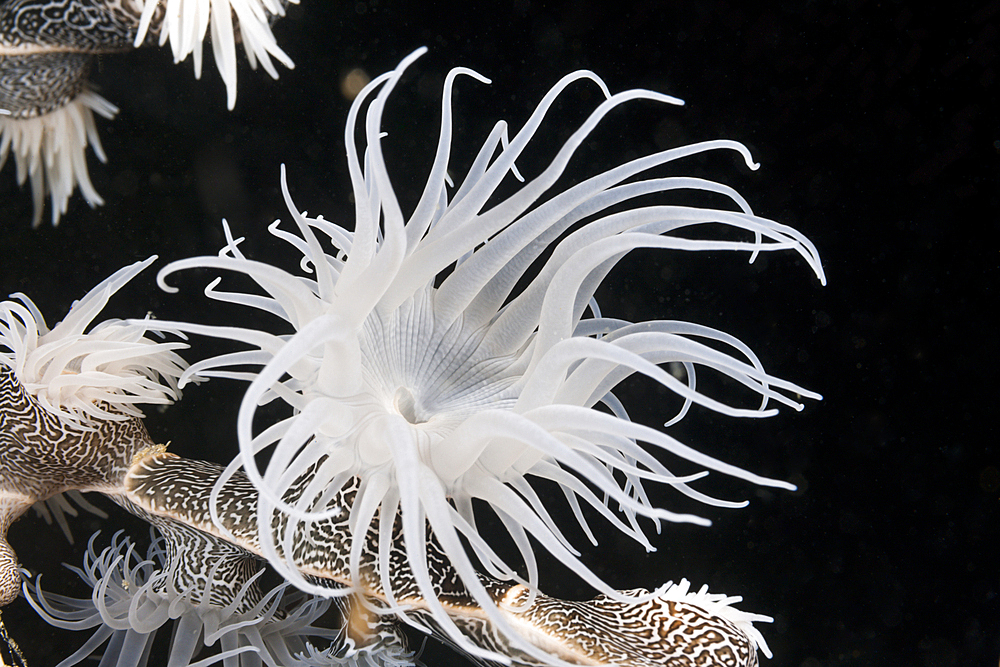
top-left (0, 88), bottom-right (117, 227)
top-left (152, 48), bottom-right (824, 659)
top-left (134, 0), bottom-right (298, 109)
top-left (23, 530), bottom-right (354, 667)
top-left (0, 256), bottom-right (187, 426)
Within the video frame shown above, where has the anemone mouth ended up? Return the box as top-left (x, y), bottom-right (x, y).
top-left (377, 373), bottom-right (521, 438)
top-left (392, 387), bottom-right (426, 425)
top-left (359, 293), bottom-right (523, 430)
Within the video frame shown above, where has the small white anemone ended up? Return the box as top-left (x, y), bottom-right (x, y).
top-left (152, 48), bottom-right (824, 662)
top-left (296, 632), bottom-right (418, 667)
top-left (0, 256), bottom-right (188, 427)
top-left (651, 579), bottom-right (775, 659)
top-left (0, 88), bottom-right (118, 227)
top-left (134, 0), bottom-right (297, 110)
top-left (23, 530), bottom-right (349, 667)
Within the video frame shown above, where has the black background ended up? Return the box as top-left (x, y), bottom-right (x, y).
top-left (1, 1), bottom-right (997, 666)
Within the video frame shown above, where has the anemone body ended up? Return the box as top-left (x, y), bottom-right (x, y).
top-left (151, 48), bottom-right (824, 662)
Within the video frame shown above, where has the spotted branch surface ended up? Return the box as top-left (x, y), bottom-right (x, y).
top-left (0, 364), bottom-right (154, 605)
top-left (123, 450), bottom-right (765, 666)
top-left (0, 0), bottom-right (146, 117)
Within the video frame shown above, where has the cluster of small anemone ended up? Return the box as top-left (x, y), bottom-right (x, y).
top-left (2, 4), bottom-right (824, 666)
top-left (23, 530), bottom-right (416, 666)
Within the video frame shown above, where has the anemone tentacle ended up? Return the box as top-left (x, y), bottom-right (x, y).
top-left (132, 0), bottom-right (298, 111)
